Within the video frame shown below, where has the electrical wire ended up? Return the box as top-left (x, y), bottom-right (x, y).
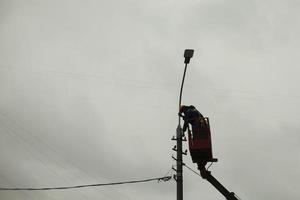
top-left (162, 167), bottom-right (174, 178)
top-left (0, 176), bottom-right (172, 191)
top-left (183, 163), bottom-right (201, 177)
top-left (206, 162), bottom-right (214, 170)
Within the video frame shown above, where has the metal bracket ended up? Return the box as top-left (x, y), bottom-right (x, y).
top-left (172, 155), bottom-right (178, 161)
top-left (172, 145), bottom-right (177, 152)
top-left (173, 174), bottom-right (177, 181)
top-left (171, 136), bottom-right (187, 141)
top-left (172, 166), bottom-right (177, 172)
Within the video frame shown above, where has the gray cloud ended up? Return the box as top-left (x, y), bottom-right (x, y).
top-left (1, 0), bottom-right (300, 199)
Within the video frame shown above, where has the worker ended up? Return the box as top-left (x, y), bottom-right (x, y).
top-left (179, 105), bottom-right (205, 136)
top-left (179, 105), bottom-right (213, 164)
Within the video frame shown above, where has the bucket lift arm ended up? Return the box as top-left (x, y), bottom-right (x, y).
top-left (198, 164), bottom-right (240, 200)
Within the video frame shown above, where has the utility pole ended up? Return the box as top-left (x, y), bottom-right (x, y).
top-left (175, 124), bottom-right (184, 200)
top-left (172, 49), bottom-right (194, 200)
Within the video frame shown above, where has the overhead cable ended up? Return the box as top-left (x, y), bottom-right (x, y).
top-left (183, 163), bottom-right (201, 177)
top-left (0, 176), bottom-right (172, 191)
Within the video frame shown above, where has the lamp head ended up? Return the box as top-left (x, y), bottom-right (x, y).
top-left (184, 49), bottom-right (194, 64)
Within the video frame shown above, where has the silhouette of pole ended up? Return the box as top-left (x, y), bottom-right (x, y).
top-left (176, 49), bottom-right (194, 200)
top-left (176, 126), bottom-right (183, 200)
top-left (176, 63), bottom-right (187, 200)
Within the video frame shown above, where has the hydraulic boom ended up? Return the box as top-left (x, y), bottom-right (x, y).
top-left (198, 163), bottom-right (240, 200)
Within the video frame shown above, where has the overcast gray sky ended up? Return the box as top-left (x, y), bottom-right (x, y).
top-left (0, 0), bottom-right (300, 199)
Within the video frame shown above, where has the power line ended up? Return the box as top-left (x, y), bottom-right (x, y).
top-left (0, 176), bottom-right (172, 191)
top-left (163, 166), bottom-right (174, 178)
top-left (183, 163), bottom-right (201, 177)
top-left (206, 162), bottom-right (214, 170)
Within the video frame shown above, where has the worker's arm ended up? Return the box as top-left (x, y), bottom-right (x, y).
top-left (178, 111), bottom-right (189, 132)
top-left (182, 121), bottom-right (189, 132)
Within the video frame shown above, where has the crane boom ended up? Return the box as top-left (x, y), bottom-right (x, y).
top-left (198, 164), bottom-right (240, 200)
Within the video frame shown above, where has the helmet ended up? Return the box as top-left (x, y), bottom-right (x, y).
top-left (189, 105), bottom-right (195, 109)
top-left (179, 105), bottom-right (188, 113)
